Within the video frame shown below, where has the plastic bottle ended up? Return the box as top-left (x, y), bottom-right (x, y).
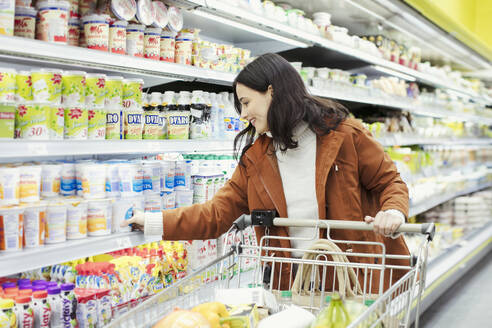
top-left (15, 295), bottom-right (34, 328)
top-left (189, 90), bottom-right (211, 139)
top-left (310, 293), bottom-right (350, 328)
top-left (60, 283), bottom-right (77, 327)
top-left (220, 92), bottom-right (237, 140)
top-left (0, 298), bottom-right (16, 328)
top-left (47, 287), bottom-right (63, 328)
top-left (33, 291), bottom-right (51, 328)
top-left (279, 290), bottom-right (292, 311)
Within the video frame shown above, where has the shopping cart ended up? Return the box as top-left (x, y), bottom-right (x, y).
top-left (106, 210), bottom-right (435, 328)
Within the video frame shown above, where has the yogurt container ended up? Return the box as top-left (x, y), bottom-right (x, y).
top-left (111, 0), bottom-right (136, 21)
top-left (174, 160), bottom-right (191, 190)
top-left (0, 0), bottom-right (15, 36)
top-left (68, 0), bottom-right (78, 18)
top-left (19, 165), bottom-right (42, 203)
top-left (15, 102), bottom-right (50, 140)
top-left (81, 163), bottom-right (107, 199)
top-left (41, 163), bottom-right (62, 198)
top-left (0, 206), bottom-right (24, 251)
top-left (14, 6), bottom-right (37, 39)
top-left (85, 73), bottom-right (106, 108)
top-left (166, 110), bottom-right (189, 139)
top-left (175, 32), bottom-right (193, 65)
top-left (152, 1), bottom-right (167, 28)
top-left (23, 203), bottom-right (46, 248)
top-left (123, 107), bottom-right (143, 139)
top-left (0, 68), bottom-right (16, 102)
top-left (175, 189), bottom-right (193, 208)
top-left (142, 161), bottom-right (160, 195)
top-left (104, 161), bottom-right (121, 197)
top-left (160, 29), bottom-right (175, 62)
top-left (144, 194), bottom-right (161, 212)
top-left (0, 102), bottom-right (15, 139)
top-left (87, 108), bottom-right (106, 139)
top-left (161, 191), bottom-right (175, 209)
top-left (136, 0), bottom-right (154, 26)
top-left (64, 105), bottom-right (88, 139)
top-left (31, 69), bottom-right (63, 103)
top-left (45, 201), bottom-right (67, 244)
top-left (118, 162), bottom-right (142, 197)
top-left (60, 161), bottom-right (76, 196)
top-left (160, 160), bottom-right (175, 193)
top-left (112, 195), bottom-right (143, 233)
top-left (109, 20), bottom-right (127, 54)
top-left (65, 198), bottom-right (87, 239)
top-left (15, 70), bottom-right (32, 102)
top-left (75, 160), bottom-right (93, 196)
top-left (47, 286), bottom-right (63, 327)
top-left (126, 23), bottom-right (144, 57)
top-left (62, 71), bottom-right (86, 106)
top-left (87, 198), bottom-right (112, 236)
top-left (82, 14), bottom-right (109, 51)
top-left (67, 18), bottom-right (80, 46)
top-left (105, 76), bottom-right (124, 108)
top-left (49, 104), bottom-right (65, 140)
top-left (166, 6), bottom-right (182, 32)
top-left (36, 0), bottom-right (70, 44)
top-left (78, 0), bottom-right (97, 17)
top-left (105, 107), bottom-right (122, 140)
top-left (144, 27), bottom-right (161, 60)
top-left (122, 78), bottom-right (143, 109)
top-left (0, 167), bottom-right (20, 206)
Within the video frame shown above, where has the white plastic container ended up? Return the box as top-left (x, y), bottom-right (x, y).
top-left (0, 206), bottom-right (23, 251)
top-left (19, 165), bottom-right (42, 203)
top-left (87, 198), bottom-right (112, 236)
top-left (109, 20), bottom-right (127, 54)
top-left (14, 6), bottom-right (37, 39)
top-left (60, 161), bottom-right (76, 196)
top-left (36, 0), bottom-right (70, 44)
top-left (144, 27), bottom-right (161, 60)
top-left (142, 161), bottom-right (160, 195)
top-left (68, 18), bottom-right (80, 46)
top-left (160, 29), bottom-right (175, 62)
top-left (144, 194), bottom-right (161, 212)
top-left (126, 23), bottom-right (144, 57)
top-left (105, 161), bottom-right (122, 198)
top-left (81, 163), bottom-right (107, 200)
top-left (0, 166), bottom-right (20, 206)
top-left (118, 162), bottom-right (143, 197)
top-left (82, 14), bottom-right (109, 51)
top-left (0, 0), bottom-right (15, 36)
top-left (45, 202), bottom-right (67, 244)
top-left (112, 196), bottom-right (144, 233)
top-left (65, 198), bottom-right (87, 239)
top-left (75, 160), bottom-right (93, 196)
top-left (161, 191), bottom-right (175, 209)
top-left (23, 203), bottom-right (46, 248)
top-left (175, 189), bottom-right (193, 208)
top-left (160, 160), bottom-right (175, 193)
top-left (175, 32), bottom-right (193, 65)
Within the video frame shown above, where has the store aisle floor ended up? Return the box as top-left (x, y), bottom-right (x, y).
top-left (419, 250), bottom-right (492, 327)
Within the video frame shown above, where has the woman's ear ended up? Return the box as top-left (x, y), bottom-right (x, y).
top-left (267, 85), bottom-right (274, 98)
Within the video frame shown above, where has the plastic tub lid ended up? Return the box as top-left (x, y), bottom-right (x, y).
top-left (37, 0), bottom-right (70, 10)
top-left (167, 6), bottom-right (183, 32)
top-left (31, 68), bottom-right (63, 74)
top-left (19, 284), bottom-right (33, 290)
top-left (63, 70), bottom-right (86, 76)
top-left (152, 1), bottom-right (168, 28)
top-left (127, 23), bottom-right (145, 31)
top-left (69, 18), bottom-right (80, 25)
top-left (160, 28), bottom-right (176, 37)
top-left (18, 279), bottom-right (31, 285)
top-left (2, 282), bottom-right (16, 289)
top-left (15, 6), bottom-right (37, 16)
top-left (123, 78), bottom-right (144, 83)
top-left (61, 283), bottom-right (75, 291)
top-left (106, 76), bottom-right (124, 81)
top-left (86, 73), bottom-right (107, 79)
top-left (47, 281), bottom-right (58, 287)
top-left (111, 0), bottom-right (137, 21)
top-left (110, 20), bottom-right (128, 28)
top-left (136, 0), bottom-right (155, 26)
top-left (48, 286), bottom-right (61, 295)
top-left (144, 27), bottom-right (161, 35)
top-left (82, 14), bottom-right (110, 24)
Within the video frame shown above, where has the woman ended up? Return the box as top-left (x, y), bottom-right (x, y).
top-left (125, 53), bottom-right (410, 292)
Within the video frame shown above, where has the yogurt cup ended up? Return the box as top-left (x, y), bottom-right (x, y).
top-left (0, 0), bottom-right (15, 36)
top-left (85, 74), bottom-right (106, 108)
top-left (87, 198), bottom-right (112, 236)
top-left (136, 0), bottom-right (154, 26)
top-left (166, 6), bottom-right (182, 32)
top-left (105, 76), bottom-right (124, 109)
top-left (31, 69), bottom-right (63, 103)
top-left (82, 14), bottom-right (109, 52)
top-left (109, 20), bottom-right (127, 54)
top-left (36, 0), bottom-right (70, 44)
top-left (62, 71), bottom-right (86, 106)
top-left (64, 105), bottom-right (88, 139)
top-left (126, 23), bottom-right (144, 57)
top-left (68, 0), bottom-right (78, 18)
top-left (78, 0), bottom-right (97, 17)
top-left (0, 206), bottom-right (24, 251)
top-left (144, 27), bottom-right (161, 60)
top-left (175, 189), bottom-right (193, 208)
top-left (111, 0), bottom-right (137, 21)
top-left (19, 165), bottom-right (42, 203)
top-left (112, 196), bottom-right (143, 233)
top-left (144, 193), bottom-right (161, 212)
top-left (0, 68), bottom-right (16, 102)
top-left (123, 108), bottom-right (143, 139)
top-left (0, 167), bottom-right (20, 206)
top-left (152, 1), bottom-right (167, 28)
top-left (161, 191), bottom-right (175, 209)
top-left (23, 203), bottom-right (46, 248)
top-left (47, 104), bottom-right (64, 140)
top-left (160, 160), bottom-right (175, 193)
top-left (15, 71), bottom-right (32, 103)
top-left (15, 102), bottom-right (50, 140)
top-left (0, 102), bottom-right (15, 139)
top-left (60, 161), bottom-right (76, 196)
top-left (45, 201), bottom-right (67, 244)
top-left (41, 163), bottom-right (62, 198)
top-left (175, 32), bottom-right (193, 65)
top-left (87, 108), bottom-right (106, 139)
top-left (105, 107), bottom-right (122, 140)
top-left (122, 78), bottom-right (143, 109)
top-left (104, 161), bottom-right (122, 197)
top-left (142, 161), bottom-right (160, 195)
top-left (81, 163), bottom-right (107, 199)
top-left (14, 6), bottom-right (37, 39)
top-left (160, 29), bottom-right (175, 62)
top-left (65, 198), bottom-right (87, 239)
top-left (118, 162), bottom-right (142, 197)
top-left (67, 18), bottom-right (80, 46)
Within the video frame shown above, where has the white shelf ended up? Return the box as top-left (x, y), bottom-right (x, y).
top-left (377, 136), bottom-right (492, 147)
top-left (409, 182), bottom-right (492, 217)
top-left (0, 232), bottom-right (161, 277)
top-left (0, 140), bottom-right (234, 159)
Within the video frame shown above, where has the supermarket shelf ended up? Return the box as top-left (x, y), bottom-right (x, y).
top-left (0, 140), bottom-right (234, 159)
top-left (310, 87), bottom-right (492, 125)
top-left (0, 232), bottom-right (161, 277)
top-left (0, 36), bottom-right (235, 88)
top-left (377, 136), bottom-right (492, 147)
top-left (409, 182), bottom-right (492, 217)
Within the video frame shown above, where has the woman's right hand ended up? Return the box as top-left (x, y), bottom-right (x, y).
top-left (121, 208), bottom-right (145, 231)
top-left (121, 209), bottom-right (164, 236)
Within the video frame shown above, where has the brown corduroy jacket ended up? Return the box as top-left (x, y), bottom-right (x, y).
top-left (162, 118), bottom-right (411, 292)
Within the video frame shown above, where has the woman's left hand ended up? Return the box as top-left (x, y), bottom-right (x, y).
top-left (364, 210), bottom-right (404, 237)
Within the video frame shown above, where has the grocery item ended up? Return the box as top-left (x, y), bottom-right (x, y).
top-left (0, 206), bottom-right (23, 251)
top-left (33, 290), bottom-right (51, 328)
top-left (111, 0), bottom-right (137, 21)
top-left (15, 71), bottom-right (33, 102)
top-left (64, 106), bottom-right (88, 139)
top-left (67, 18), bottom-right (80, 46)
top-left (143, 104), bottom-right (161, 139)
top-left (87, 108), bottom-right (106, 139)
top-left (112, 196), bottom-right (143, 233)
top-left (49, 105), bottom-right (65, 140)
top-left (122, 78), bottom-right (143, 109)
top-left (104, 161), bottom-right (121, 197)
top-left (105, 108), bottom-right (122, 140)
top-left (0, 166), bottom-right (20, 206)
top-left (36, 1), bottom-right (70, 44)
top-left (14, 295), bottom-right (34, 328)
top-left (85, 74), bottom-right (106, 108)
top-left (123, 107), bottom-right (143, 139)
top-left (15, 102), bottom-right (50, 140)
top-left (160, 160), bottom-right (175, 193)
top-left (175, 189), bottom-right (193, 207)
top-left (41, 163), bottom-right (62, 198)
top-left (152, 1), bottom-right (167, 28)
top-left (161, 190), bottom-right (174, 209)
top-left (0, 0), bottom-right (14, 36)
top-left (47, 286), bottom-right (63, 328)
top-left (68, 0), bottom-right (78, 18)
top-left (75, 291), bottom-right (96, 328)
top-left (257, 305), bottom-right (314, 328)
top-left (105, 75), bottom-right (123, 108)
top-left (175, 31), bottom-right (193, 65)
top-left (189, 90), bottom-right (211, 139)
top-left (82, 14), bottom-right (109, 51)
top-left (0, 299), bottom-right (16, 328)
top-left (14, 6), bottom-right (37, 39)
top-left (117, 162), bottom-right (142, 197)
top-left (142, 161), bottom-right (160, 194)
top-left (126, 23), bottom-right (144, 57)
top-left (60, 283), bottom-right (77, 327)
top-left (87, 198), bottom-right (112, 236)
top-left (45, 202), bottom-right (67, 244)
top-left (144, 27), bottom-right (161, 60)
top-left (160, 29), bottom-right (175, 62)
top-left (60, 162), bottom-right (76, 196)
top-left (81, 163), bottom-right (107, 199)
top-left (311, 293), bottom-right (350, 328)
top-left (0, 68), bottom-right (16, 102)
top-left (144, 194), bottom-right (161, 212)
top-left (109, 20), bottom-right (127, 54)
top-left (62, 71), bottom-right (86, 106)
top-left (0, 102), bottom-right (15, 139)
top-left (66, 198), bottom-right (87, 239)
top-left (31, 69), bottom-right (63, 103)
top-left (166, 110), bottom-right (189, 139)
top-left (166, 6), bottom-right (182, 32)
top-left (19, 165), bottom-right (42, 203)
top-left (23, 204), bottom-right (46, 248)
top-left (174, 160), bottom-right (191, 190)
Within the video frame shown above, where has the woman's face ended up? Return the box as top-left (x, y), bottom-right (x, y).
top-left (236, 83), bottom-right (272, 135)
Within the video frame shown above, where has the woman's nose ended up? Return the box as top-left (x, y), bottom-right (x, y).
top-left (240, 108), bottom-right (248, 120)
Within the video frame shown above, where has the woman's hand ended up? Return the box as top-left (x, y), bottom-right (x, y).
top-left (364, 210), bottom-right (404, 237)
top-left (121, 208), bottom-right (144, 232)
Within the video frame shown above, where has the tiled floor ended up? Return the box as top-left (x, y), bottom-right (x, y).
top-left (419, 250), bottom-right (492, 327)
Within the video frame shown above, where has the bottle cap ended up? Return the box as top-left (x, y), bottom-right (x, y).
top-left (19, 284), bottom-right (32, 290)
top-left (32, 285), bottom-right (46, 292)
top-left (15, 296), bottom-right (31, 304)
top-left (280, 290), bottom-right (292, 298)
top-left (365, 299), bottom-right (375, 306)
top-left (33, 280), bottom-right (48, 286)
top-left (325, 295), bottom-right (332, 303)
top-left (19, 289), bottom-right (33, 296)
top-left (47, 282), bottom-right (58, 288)
top-left (48, 287), bottom-right (61, 295)
top-left (33, 290), bottom-right (48, 299)
top-left (2, 282), bottom-right (16, 289)
top-left (61, 283), bottom-right (75, 291)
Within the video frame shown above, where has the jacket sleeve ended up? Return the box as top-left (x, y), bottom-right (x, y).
top-left (355, 128), bottom-right (409, 217)
top-left (162, 163), bottom-right (250, 240)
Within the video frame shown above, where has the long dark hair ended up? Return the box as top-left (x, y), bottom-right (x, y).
top-left (233, 53), bottom-right (349, 165)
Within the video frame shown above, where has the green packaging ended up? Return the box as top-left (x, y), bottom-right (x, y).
top-left (15, 70), bottom-right (32, 102)
top-left (105, 76), bottom-right (123, 108)
top-left (88, 108), bottom-right (106, 139)
top-left (124, 109), bottom-right (143, 139)
top-left (0, 68), bottom-right (16, 102)
top-left (15, 102), bottom-right (50, 139)
top-left (64, 106), bottom-right (88, 139)
top-left (85, 74), bottom-right (106, 108)
top-left (0, 102), bottom-right (15, 139)
top-left (62, 71), bottom-right (86, 106)
top-left (31, 69), bottom-right (63, 103)
top-left (105, 108), bottom-right (122, 140)
top-left (122, 78), bottom-right (144, 109)
top-left (49, 105), bottom-right (65, 140)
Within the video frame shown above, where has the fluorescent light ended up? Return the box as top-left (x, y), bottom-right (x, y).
top-left (372, 65), bottom-right (417, 81)
top-left (192, 9), bottom-right (310, 48)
